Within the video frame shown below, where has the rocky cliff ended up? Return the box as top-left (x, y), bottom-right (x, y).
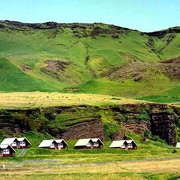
top-left (0, 104), bottom-right (179, 146)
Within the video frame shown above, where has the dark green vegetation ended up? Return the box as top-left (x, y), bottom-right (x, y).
top-left (0, 20), bottom-right (179, 103)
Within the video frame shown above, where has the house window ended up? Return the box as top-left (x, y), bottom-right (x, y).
top-left (94, 142), bottom-right (98, 147)
top-left (58, 143), bottom-right (63, 147)
top-left (20, 142), bottom-right (25, 146)
top-left (12, 142), bottom-right (16, 146)
top-left (50, 143), bottom-right (55, 148)
top-left (87, 142), bottom-right (92, 147)
top-left (128, 144), bottom-right (133, 148)
top-left (3, 149), bottom-right (10, 154)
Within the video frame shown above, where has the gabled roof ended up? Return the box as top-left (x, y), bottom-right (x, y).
top-left (0, 144), bottom-right (16, 152)
top-left (1, 137), bottom-right (31, 146)
top-left (109, 140), bottom-right (137, 148)
top-left (74, 138), bottom-right (92, 147)
top-left (38, 139), bottom-right (68, 148)
top-left (74, 138), bottom-right (103, 147)
top-left (126, 140), bottom-right (138, 146)
top-left (1, 138), bottom-right (17, 145)
top-left (176, 142), bottom-right (180, 148)
top-left (55, 139), bottom-right (69, 146)
top-left (17, 137), bottom-right (31, 145)
top-left (109, 140), bottom-right (126, 148)
top-left (38, 140), bottom-right (55, 148)
top-left (0, 144), bottom-right (10, 149)
top-left (91, 138), bottom-right (104, 145)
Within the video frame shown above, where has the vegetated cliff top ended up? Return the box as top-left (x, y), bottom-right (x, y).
top-left (0, 20), bottom-right (134, 30)
top-left (1, 20), bottom-right (179, 33)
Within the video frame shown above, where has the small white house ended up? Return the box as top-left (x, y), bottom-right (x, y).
top-left (74, 138), bottom-right (104, 149)
top-left (176, 142), bottom-right (180, 148)
top-left (17, 138), bottom-right (31, 148)
top-left (0, 144), bottom-right (16, 157)
top-left (91, 138), bottom-right (104, 148)
top-left (109, 140), bottom-right (137, 150)
top-left (1, 137), bottom-right (31, 148)
top-left (38, 139), bottom-right (68, 150)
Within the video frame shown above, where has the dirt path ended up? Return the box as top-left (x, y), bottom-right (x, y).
top-left (18, 149), bottom-right (27, 157)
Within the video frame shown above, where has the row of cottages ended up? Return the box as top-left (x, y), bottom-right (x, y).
top-left (38, 139), bottom-right (68, 150)
top-left (38, 138), bottom-right (104, 150)
top-left (109, 140), bottom-right (137, 150)
top-left (0, 137), bottom-right (137, 157)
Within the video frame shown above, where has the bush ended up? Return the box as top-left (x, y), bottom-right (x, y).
top-left (104, 122), bottom-right (120, 140)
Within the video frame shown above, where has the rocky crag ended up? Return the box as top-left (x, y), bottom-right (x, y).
top-left (0, 103), bottom-right (179, 146)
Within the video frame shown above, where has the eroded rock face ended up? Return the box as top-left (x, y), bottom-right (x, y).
top-left (111, 130), bottom-right (128, 140)
top-left (112, 104), bottom-right (178, 146)
top-left (112, 104), bottom-right (151, 135)
top-left (0, 104), bottom-right (179, 145)
top-left (55, 119), bottom-right (105, 142)
top-left (149, 104), bottom-right (177, 146)
top-left (150, 113), bottom-right (176, 145)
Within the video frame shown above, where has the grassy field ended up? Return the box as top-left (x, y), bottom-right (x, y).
top-left (0, 92), bottom-right (148, 109)
top-left (0, 160), bottom-right (180, 180)
top-left (0, 137), bottom-right (180, 180)
top-left (0, 131), bottom-right (180, 179)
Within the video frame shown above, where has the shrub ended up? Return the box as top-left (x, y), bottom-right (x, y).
top-left (104, 122), bottom-right (120, 140)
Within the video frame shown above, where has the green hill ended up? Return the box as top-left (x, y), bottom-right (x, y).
top-left (0, 20), bottom-right (179, 102)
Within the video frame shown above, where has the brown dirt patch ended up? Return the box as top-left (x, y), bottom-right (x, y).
top-left (45, 60), bottom-right (71, 72)
top-left (22, 64), bottom-right (33, 71)
top-left (160, 57), bottom-right (180, 64)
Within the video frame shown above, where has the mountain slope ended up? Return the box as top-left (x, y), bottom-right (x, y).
top-left (0, 20), bottom-right (179, 102)
top-left (0, 58), bottom-right (63, 91)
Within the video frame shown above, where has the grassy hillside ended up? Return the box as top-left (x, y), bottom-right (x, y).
top-left (0, 21), bottom-right (179, 102)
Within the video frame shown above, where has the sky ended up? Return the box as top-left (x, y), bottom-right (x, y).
top-left (0, 0), bottom-right (179, 32)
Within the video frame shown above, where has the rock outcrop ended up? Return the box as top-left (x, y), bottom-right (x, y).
top-left (0, 104), bottom-right (179, 145)
top-left (56, 119), bottom-right (105, 141)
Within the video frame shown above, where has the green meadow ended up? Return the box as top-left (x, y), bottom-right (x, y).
top-left (0, 131), bottom-right (180, 180)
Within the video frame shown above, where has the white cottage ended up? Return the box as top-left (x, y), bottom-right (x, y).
top-left (109, 140), bottom-right (137, 150)
top-left (74, 138), bottom-right (104, 149)
top-left (0, 144), bottom-right (16, 157)
top-left (38, 139), bottom-right (68, 150)
top-left (17, 138), bottom-right (31, 148)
